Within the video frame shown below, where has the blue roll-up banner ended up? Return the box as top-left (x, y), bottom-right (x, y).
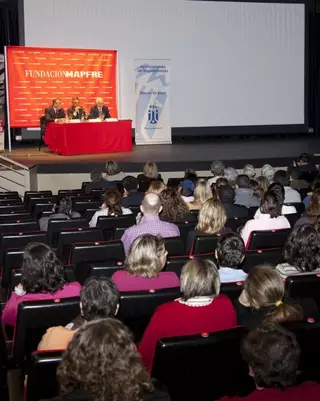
top-left (135, 60), bottom-right (171, 145)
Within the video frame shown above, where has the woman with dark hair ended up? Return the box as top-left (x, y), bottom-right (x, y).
top-left (241, 190), bottom-right (290, 248)
top-left (159, 188), bottom-right (194, 222)
top-left (276, 224), bottom-right (320, 279)
top-left (234, 265), bottom-right (318, 330)
top-left (39, 197), bottom-right (81, 231)
top-left (2, 243), bottom-right (81, 327)
top-left (55, 318), bottom-right (170, 401)
top-left (294, 188), bottom-right (320, 228)
top-left (89, 188), bottom-right (132, 227)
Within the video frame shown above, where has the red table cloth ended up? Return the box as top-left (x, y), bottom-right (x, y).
top-left (44, 120), bottom-right (132, 156)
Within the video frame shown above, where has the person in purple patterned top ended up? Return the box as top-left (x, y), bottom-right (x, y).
top-left (121, 193), bottom-right (180, 255)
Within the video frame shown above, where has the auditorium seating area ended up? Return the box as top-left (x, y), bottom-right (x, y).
top-left (1, 164), bottom-right (320, 401)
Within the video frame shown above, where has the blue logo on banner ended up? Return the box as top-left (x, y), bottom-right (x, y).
top-left (148, 105), bottom-right (159, 124)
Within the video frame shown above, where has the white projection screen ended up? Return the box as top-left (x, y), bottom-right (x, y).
top-left (22, 0), bottom-right (306, 134)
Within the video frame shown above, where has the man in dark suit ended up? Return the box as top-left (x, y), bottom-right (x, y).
top-left (89, 97), bottom-right (111, 120)
top-left (218, 184), bottom-right (249, 218)
top-left (44, 98), bottom-right (66, 124)
top-left (85, 169), bottom-right (117, 194)
top-left (121, 176), bottom-right (144, 207)
top-left (67, 97), bottom-right (88, 120)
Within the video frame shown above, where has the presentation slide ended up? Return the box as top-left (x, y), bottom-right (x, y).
top-left (23, 0), bottom-right (305, 129)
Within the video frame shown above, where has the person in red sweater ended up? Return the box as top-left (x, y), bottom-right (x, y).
top-left (112, 234), bottom-right (180, 292)
top-left (138, 258), bottom-right (237, 372)
top-left (220, 324), bottom-right (320, 401)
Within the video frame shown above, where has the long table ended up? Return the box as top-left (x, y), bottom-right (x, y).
top-left (44, 120), bottom-right (132, 156)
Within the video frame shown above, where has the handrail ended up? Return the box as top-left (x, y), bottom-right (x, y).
top-left (0, 155), bottom-right (29, 170)
top-left (0, 155), bottom-right (30, 195)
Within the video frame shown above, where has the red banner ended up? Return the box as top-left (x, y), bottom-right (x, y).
top-left (6, 46), bottom-right (118, 128)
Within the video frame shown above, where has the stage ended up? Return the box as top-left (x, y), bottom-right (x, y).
top-left (4, 136), bottom-right (320, 174)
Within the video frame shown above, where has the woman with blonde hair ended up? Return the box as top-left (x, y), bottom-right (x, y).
top-left (186, 198), bottom-right (231, 253)
top-left (56, 318), bottom-right (170, 401)
top-left (188, 180), bottom-right (213, 210)
top-left (235, 265), bottom-right (318, 330)
top-left (105, 160), bottom-right (126, 181)
top-left (137, 161), bottom-right (162, 185)
top-left (147, 180), bottom-right (166, 195)
top-left (111, 234), bottom-right (179, 292)
top-left (138, 258), bottom-right (237, 372)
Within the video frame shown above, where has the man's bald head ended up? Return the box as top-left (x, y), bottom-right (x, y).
top-left (141, 193), bottom-right (162, 216)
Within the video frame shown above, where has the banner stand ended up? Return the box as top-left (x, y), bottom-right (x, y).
top-left (135, 60), bottom-right (171, 145)
top-left (4, 48), bottom-right (11, 152)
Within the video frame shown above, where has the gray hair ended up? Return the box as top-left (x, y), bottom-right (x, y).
top-left (210, 160), bottom-right (225, 177)
top-left (180, 259), bottom-right (220, 301)
top-left (261, 164), bottom-right (275, 182)
top-left (243, 164), bottom-right (256, 179)
top-left (224, 167), bottom-right (238, 182)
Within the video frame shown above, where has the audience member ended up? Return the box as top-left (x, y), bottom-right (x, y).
top-left (289, 166), bottom-right (309, 190)
top-left (138, 258), bottom-right (237, 372)
top-left (256, 176), bottom-right (270, 193)
top-left (273, 170), bottom-right (301, 203)
top-left (89, 189), bottom-right (132, 227)
top-left (221, 324), bottom-right (320, 401)
top-left (179, 178), bottom-right (195, 203)
top-left (187, 180), bottom-right (212, 210)
top-left (234, 265), bottom-right (305, 330)
top-left (218, 185), bottom-right (249, 218)
top-left (241, 190), bottom-right (290, 247)
top-left (186, 198), bottom-right (232, 253)
top-left (295, 152), bottom-right (317, 172)
top-left (2, 243), bottom-right (81, 327)
top-left (84, 169), bottom-right (116, 194)
top-left (121, 176), bottom-right (144, 207)
top-left (159, 188), bottom-right (194, 222)
top-left (184, 168), bottom-right (198, 179)
top-left (276, 224), bottom-right (320, 279)
top-left (235, 175), bottom-right (260, 208)
top-left (294, 188), bottom-right (320, 228)
top-left (254, 183), bottom-right (296, 219)
top-left (249, 180), bottom-right (264, 200)
top-left (224, 167), bottom-right (238, 186)
top-left (121, 193), bottom-right (179, 255)
top-left (137, 161), bottom-right (162, 184)
top-left (55, 319), bottom-right (170, 401)
top-left (303, 174), bottom-right (320, 208)
top-left (147, 180), bottom-right (166, 195)
top-left (38, 277), bottom-right (119, 351)
top-left (261, 164), bottom-right (275, 183)
top-left (39, 197), bottom-right (81, 231)
top-left (112, 234), bottom-right (179, 291)
top-left (105, 160), bottom-right (126, 181)
top-left (243, 164), bottom-right (256, 179)
top-left (216, 234), bottom-right (247, 283)
top-left (215, 177), bottom-right (229, 189)
top-left (208, 160), bottom-right (225, 185)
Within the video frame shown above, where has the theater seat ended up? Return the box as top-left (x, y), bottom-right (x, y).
top-left (165, 256), bottom-right (190, 277)
top-left (284, 202), bottom-right (305, 216)
top-left (163, 237), bottom-right (185, 257)
top-left (97, 214), bottom-right (136, 240)
top-left (25, 350), bottom-right (63, 401)
top-left (241, 248), bottom-right (284, 273)
top-left (284, 213), bottom-right (299, 227)
top-left (0, 315), bottom-right (10, 401)
top-left (190, 235), bottom-right (220, 256)
top-left (246, 228), bottom-right (291, 250)
top-left (13, 297), bottom-right (80, 367)
top-left (151, 327), bottom-right (253, 401)
top-left (220, 282), bottom-right (243, 302)
top-left (1, 249), bottom-right (24, 289)
top-left (118, 287), bottom-right (181, 342)
top-left (89, 261), bottom-right (124, 278)
top-left (226, 217), bottom-right (250, 233)
top-left (47, 218), bottom-right (89, 247)
top-left (285, 274), bottom-right (320, 309)
top-left (175, 222), bottom-right (197, 246)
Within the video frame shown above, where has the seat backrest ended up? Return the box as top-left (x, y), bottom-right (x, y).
top-left (284, 213), bottom-right (299, 227)
top-left (2, 249), bottom-right (24, 289)
top-left (97, 214), bottom-right (136, 233)
top-left (247, 229), bottom-right (291, 250)
top-left (191, 235), bottom-right (220, 255)
top-left (0, 220), bottom-right (39, 234)
top-left (167, 178), bottom-right (183, 188)
top-left (241, 248), bottom-right (284, 273)
top-left (0, 198), bottom-right (22, 205)
top-left (118, 287), bottom-right (181, 341)
top-left (285, 274), bottom-right (320, 309)
top-left (128, 206), bottom-right (140, 216)
top-left (47, 218), bottom-right (89, 247)
top-left (0, 212), bottom-right (31, 223)
top-left (25, 351), bottom-right (63, 401)
top-left (0, 204), bottom-right (26, 213)
top-left (33, 203), bottom-right (56, 219)
top-left (73, 200), bottom-right (101, 215)
top-left (226, 217), bottom-right (250, 233)
top-left (165, 256), bottom-right (190, 278)
top-left (57, 227), bottom-right (104, 263)
top-left (284, 202), bottom-right (305, 215)
top-left (13, 297), bottom-right (80, 366)
top-left (0, 315), bottom-right (9, 401)
top-left (84, 208), bottom-right (100, 220)
top-left (27, 196), bottom-right (57, 212)
top-left (89, 261), bottom-right (124, 278)
top-left (247, 207), bottom-right (259, 218)
top-left (58, 189), bottom-right (83, 197)
top-left (163, 237), bottom-right (185, 256)
top-left (175, 222), bottom-right (197, 246)
top-left (0, 191), bottom-right (19, 198)
top-left (220, 282), bottom-right (243, 302)
top-left (152, 327), bottom-right (253, 401)
top-left (0, 231), bottom-right (47, 263)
